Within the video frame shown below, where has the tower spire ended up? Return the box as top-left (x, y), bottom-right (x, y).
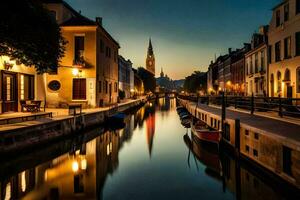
top-left (148, 38), bottom-right (153, 55)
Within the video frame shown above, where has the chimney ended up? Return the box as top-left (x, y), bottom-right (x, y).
top-left (96, 17), bottom-right (102, 26)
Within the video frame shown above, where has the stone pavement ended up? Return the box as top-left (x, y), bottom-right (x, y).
top-left (0, 97), bottom-right (146, 132)
top-left (188, 101), bottom-right (300, 143)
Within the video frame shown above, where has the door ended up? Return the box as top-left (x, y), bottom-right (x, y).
top-left (109, 83), bottom-right (112, 103)
top-left (2, 72), bottom-right (18, 112)
top-left (287, 85), bottom-right (293, 98)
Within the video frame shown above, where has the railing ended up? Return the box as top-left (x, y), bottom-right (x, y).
top-left (178, 94), bottom-right (300, 118)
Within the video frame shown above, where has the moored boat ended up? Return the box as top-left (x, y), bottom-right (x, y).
top-left (191, 120), bottom-right (221, 144)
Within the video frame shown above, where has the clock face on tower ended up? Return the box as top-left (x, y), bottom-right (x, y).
top-left (149, 61), bottom-right (152, 66)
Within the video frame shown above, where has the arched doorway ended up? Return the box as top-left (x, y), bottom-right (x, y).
top-left (284, 69), bottom-right (292, 98)
top-left (277, 71), bottom-right (282, 97)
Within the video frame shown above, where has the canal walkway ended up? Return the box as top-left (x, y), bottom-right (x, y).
top-left (185, 100), bottom-right (300, 145)
top-left (0, 97), bottom-right (146, 132)
top-left (180, 98), bottom-right (300, 190)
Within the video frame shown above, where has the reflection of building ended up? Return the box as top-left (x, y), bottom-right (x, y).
top-left (146, 39), bottom-right (155, 75)
top-left (118, 55), bottom-right (134, 99)
top-left (43, 0), bottom-right (120, 108)
top-left (0, 130), bottom-right (121, 200)
top-left (132, 68), bottom-right (144, 96)
top-left (146, 112), bottom-right (155, 157)
top-left (268, 0), bottom-right (300, 98)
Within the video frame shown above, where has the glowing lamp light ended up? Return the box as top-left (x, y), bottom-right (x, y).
top-left (72, 161), bottom-right (79, 172)
top-left (81, 159), bottom-right (87, 170)
top-left (72, 68), bottom-right (79, 76)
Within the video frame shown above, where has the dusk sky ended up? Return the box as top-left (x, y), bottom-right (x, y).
top-left (66, 0), bottom-right (280, 79)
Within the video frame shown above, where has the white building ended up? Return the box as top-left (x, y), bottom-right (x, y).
top-left (245, 26), bottom-right (269, 97)
top-left (268, 0), bottom-right (300, 98)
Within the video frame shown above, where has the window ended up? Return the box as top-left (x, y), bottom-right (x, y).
top-left (245, 130), bottom-right (249, 136)
top-left (276, 10), bottom-right (281, 27)
top-left (100, 40), bottom-right (104, 53)
top-left (254, 133), bottom-right (259, 140)
top-left (284, 69), bottom-right (291, 81)
top-left (296, 32), bottom-right (300, 56)
top-left (275, 41), bottom-right (281, 62)
top-left (74, 36), bottom-right (84, 63)
top-left (297, 0), bottom-right (300, 14)
top-left (284, 37), bottom-right (291, 59)
top-left (73, 79), bottom-right (86, 100)
top-left (105, 81), bottom-right (108, 94)
top-left (114, 82), bottom-right (118, 93)
top-left (20, 74), bottom-right (34, 100)
top-left (255, 53), bottom-right (258, 73)
top-left (250, 58), bottom-right (253, 74)
top-left (284, 4), bottom-right (289, 22)
top-left (49, 10), bottom-right (57, 20)
top-left (261, 50), bottom-right (265, 71)
top-left (106, 47), bottom-right (111, 58)
top-left (99, 81), bottom-right (102, 93)
top-left (253, 149), bottom-right (258, 157)
top-left (297, 67), bottom-right (300, 93)
top-left (277, 71), bottom-right (282, 93)
top-left (246, 145), bottom-right (250, 152)
top-left (268, 45), bottom-right (272, 63)
top-left (114, 51), bottom-right (117, 62)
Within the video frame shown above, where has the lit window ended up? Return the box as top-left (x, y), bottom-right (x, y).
top-left (20, 75), bottom-right (24, 100)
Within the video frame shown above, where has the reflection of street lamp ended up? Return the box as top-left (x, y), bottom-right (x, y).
top-left (81, 159), bottom-right (87, 170)
top-left (72, 161), bottom-right (79, 172)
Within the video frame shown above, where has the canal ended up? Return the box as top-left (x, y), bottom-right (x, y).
top-left (0, 98), bottom-right (298, 200)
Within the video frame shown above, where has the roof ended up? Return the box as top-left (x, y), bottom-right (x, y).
top-left (60, 16), bottom-right (97, 26)
top-left (272, 0), bottom-right (288, 10)
top-left (43, 0), bottom-right (120, 48)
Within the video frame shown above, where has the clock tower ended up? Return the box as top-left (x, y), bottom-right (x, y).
top-left (146, 38), bottom-right (155, 75)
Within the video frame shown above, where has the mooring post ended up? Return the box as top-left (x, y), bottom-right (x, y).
top-left (221, 93), bottom-right (226, 134)
top-left (278, 95), bottom-right (283, 117)
top-left (207, 96), bottom-right (209, 106)
top-left (235, 119), bottom-right (241, 158)
top-left (251, 93), bottom-right (254, 115)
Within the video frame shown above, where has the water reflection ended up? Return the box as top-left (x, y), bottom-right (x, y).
top-left (0, 97), bottom-right (298, 200)
top-left (183, 132), bottom-right (299, 200)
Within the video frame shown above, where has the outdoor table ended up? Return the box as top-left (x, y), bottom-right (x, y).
top-left (68, 104), bottom-right (82, 116)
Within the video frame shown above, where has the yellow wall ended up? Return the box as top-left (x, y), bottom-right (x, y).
top-left (46, 27), bottom-right (98, 108)
top-left (0, 56), bottom-right (45, 113)
top-left (268, 0), bottom-right (300, 98)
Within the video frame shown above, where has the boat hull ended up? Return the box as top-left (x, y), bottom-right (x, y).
top-left (191, 126), bottom-right (220, 144)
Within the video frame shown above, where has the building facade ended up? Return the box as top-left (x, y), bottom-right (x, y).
top-left (146, 39), bottom-right (155, 76)
top-left (118, 55), bottom-right (133, 99)
top-left (43, 0), bottom-right (119, 108)
top-left (268, 0), bottom-right (300, 98)
top-left (0, 57), bottom-right (45, 113)
top-left (245, 26), bottom-right (269, 97)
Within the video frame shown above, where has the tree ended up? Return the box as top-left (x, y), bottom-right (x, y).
top-left (183, 71), bottom-right (207, 93)
top-left (137, 67), bottom-right (156, 93)
top-left (0, 0), bottom-right (66, 73)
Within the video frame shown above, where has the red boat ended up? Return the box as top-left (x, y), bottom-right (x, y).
top-left (191, 120), bottom-right (221, 144)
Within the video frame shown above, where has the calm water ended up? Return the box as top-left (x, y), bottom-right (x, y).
top-left (0, 98), bottom-right (296, 200)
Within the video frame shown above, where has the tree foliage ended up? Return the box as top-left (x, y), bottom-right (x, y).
top-left (137, 67), bottom-right (156, 93)
top-left (0, 0), bottom-right (66, 73)
top-left (183, 71), bottom-right (207, 93)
